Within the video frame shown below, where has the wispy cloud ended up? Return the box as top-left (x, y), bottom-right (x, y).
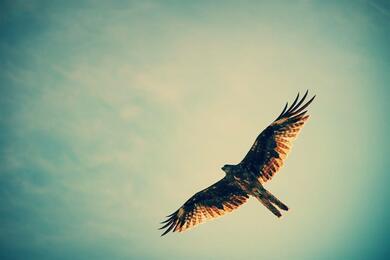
top-left (0, 1), bottom-right (389, 259)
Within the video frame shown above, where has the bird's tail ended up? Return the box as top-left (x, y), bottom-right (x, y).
top-left (254, 189), bottom-right (289, 218)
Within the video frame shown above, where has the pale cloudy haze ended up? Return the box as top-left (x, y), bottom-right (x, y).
top-left (0, 1), bottom-right (389, 259)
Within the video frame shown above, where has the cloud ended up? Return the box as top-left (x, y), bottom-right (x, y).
top-left (0, 1), bottom-right (389, 259)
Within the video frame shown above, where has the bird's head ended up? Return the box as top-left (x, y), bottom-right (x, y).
top-left (222, 164), bottom-right (234, 174)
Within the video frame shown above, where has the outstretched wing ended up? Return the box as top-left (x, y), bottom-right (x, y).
top-left (240, 90), bottom-right (315, 183)
top-left (160, 177), bottom-right (249, 236)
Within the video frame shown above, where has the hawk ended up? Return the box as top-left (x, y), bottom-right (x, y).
top-left (160, 91), bottom-right (315, 236)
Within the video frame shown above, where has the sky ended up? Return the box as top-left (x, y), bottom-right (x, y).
top-left (0, 0), bottom-right (389, 259)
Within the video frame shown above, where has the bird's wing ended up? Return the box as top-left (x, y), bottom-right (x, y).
top-left (240, 90), bottom-right (315, 183)
top-left (160, 177), bottom-right (249, 236)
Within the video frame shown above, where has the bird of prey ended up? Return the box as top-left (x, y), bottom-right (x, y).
top-left (160, 91), bottom-right (315, 236)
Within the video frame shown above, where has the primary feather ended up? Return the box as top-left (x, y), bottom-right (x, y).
top-left (160, 178), bottom-right (248, 236)
top-left (241, 90), bottom-right (315, 183)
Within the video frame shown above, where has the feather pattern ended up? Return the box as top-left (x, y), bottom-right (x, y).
top-left (160, 177), bottom-right (249, 236)
top-left (240, 90), bottom-right (315, 183)
top-left (160, 90), bottom-right (315, 236)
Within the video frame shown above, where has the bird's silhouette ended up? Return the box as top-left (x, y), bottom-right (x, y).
top-left (160, 91), bottom-right (315, 236)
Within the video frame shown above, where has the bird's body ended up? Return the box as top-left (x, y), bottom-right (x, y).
top-left (224, 164), bottom-right (289, 217)
top-left (160, 91), bottom-right (315, 236)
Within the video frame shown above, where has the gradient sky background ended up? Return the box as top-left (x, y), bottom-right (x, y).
top-left (0, 1), bottom-right (389, 259)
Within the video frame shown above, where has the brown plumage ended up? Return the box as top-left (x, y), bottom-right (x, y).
top-left (160, 90), bottom-right (315, 236)
top-left (160, 178), bottom-right (249, 236)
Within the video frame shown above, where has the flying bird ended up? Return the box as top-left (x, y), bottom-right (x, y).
top-left (160, 90), bottom-right (315, 236)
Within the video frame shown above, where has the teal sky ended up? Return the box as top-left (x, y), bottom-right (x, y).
top-left (0, 1), bottom-right (389, 259)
